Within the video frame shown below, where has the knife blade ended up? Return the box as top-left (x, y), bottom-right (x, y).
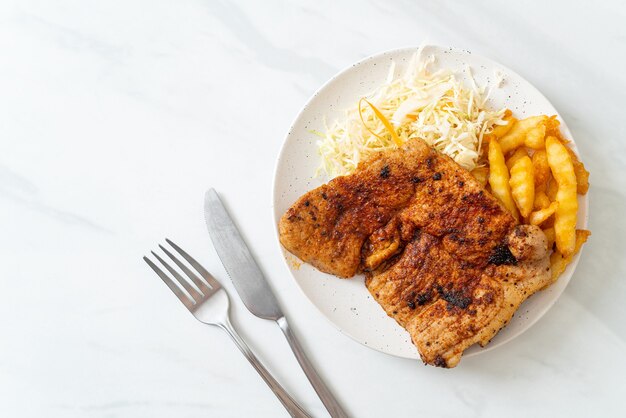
top-left (203, 188), bottom-right (283, 320)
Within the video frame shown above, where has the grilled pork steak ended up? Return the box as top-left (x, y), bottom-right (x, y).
top-left (278, 138), bottom-right (551, 367)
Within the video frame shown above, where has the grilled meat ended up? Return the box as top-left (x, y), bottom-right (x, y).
top-left (366, 224), bottom-right (550, 367)
top-left (279, 138), bottom-right (515, 276)
top-left (278, 138), bottom-right (551, 367)
top-left (278, 139), bottom-right (430, 278)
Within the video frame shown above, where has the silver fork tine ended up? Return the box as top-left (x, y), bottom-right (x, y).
top-left (143, 256), bottom-right (195, 310)
top-left (151, 251), bottom-right (204, 303)
top-left (159, 244), bottom-right (214, 296)
top-left (166, 238), bottom-right (222, 290)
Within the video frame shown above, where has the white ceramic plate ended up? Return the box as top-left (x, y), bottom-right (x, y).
top-left (272, 46), bottom-right (589, 360)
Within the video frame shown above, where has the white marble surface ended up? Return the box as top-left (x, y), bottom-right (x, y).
top-left (1, 1), bottom-right (625, 417)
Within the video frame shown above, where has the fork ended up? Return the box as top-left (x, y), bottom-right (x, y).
top-left (143, 239), bottom-right (312, 418)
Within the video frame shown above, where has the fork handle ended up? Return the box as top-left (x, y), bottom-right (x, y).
top-left (218, 317), bottom-right (312, 418)
top-left (277, 316), bottom-right (349, 418)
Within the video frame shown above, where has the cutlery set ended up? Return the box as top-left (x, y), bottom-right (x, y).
top-left (143, 189), bottom-right (347, 418)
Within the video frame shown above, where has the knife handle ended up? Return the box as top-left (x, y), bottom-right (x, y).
top-left (277, 316), bottom-right (349, 418)
top-left (219, 316), bottom-right (312, 418)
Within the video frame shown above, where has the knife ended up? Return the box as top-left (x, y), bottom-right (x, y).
top-left (204, 188), bottom-right (349, 418)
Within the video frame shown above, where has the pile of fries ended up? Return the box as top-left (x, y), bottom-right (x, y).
top-left (472, 110), bottom-right (590, 282)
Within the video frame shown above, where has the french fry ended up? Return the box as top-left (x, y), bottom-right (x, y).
top-left (532, 150), bottom-right (551, 188)
top-left (506, 147), bottom-right (528, 170)
top-left (567, 147), bottom-right (590, 195)
top-left (471, 166), bottom-right (489, 187)
top-left (534, 190), bottom-right (551, 210)
top-left (550, 252), bottom-right (567, 281)
top-left (548, 122), bottom-right (589, 194)
top-left (489, 110), bottom-right (516, 139)
top-left (546, 136), bottom-right (578, 257)
top-left (542, 213), bottom-right (555, 228)
top-left (545, 115), bottom-right (561, 138)
top-left (483, 114), bottom-right (589, 258)
top-left (542, 227), bottom-right (556, 250)
top-left (529, 201), bottom-right (558, 226)
top-left (488, 140), bottom-right (519, 221)
top-left (550, 229), bottom-right (591, 282)
top-left (547, 176), bottom-right (558, 201)
top-left (524, 119), bottom-right (547, 149)
top-left (509, 156), bottom-right (535, 218)
top-left (499, 115), bottom-right (548, 153)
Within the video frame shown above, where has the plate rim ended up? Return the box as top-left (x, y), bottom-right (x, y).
top-left (271, 45), bottom-right (589, 360)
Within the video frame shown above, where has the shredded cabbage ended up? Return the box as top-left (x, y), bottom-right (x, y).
top-left (316, 48), bottom-right (507, 178)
